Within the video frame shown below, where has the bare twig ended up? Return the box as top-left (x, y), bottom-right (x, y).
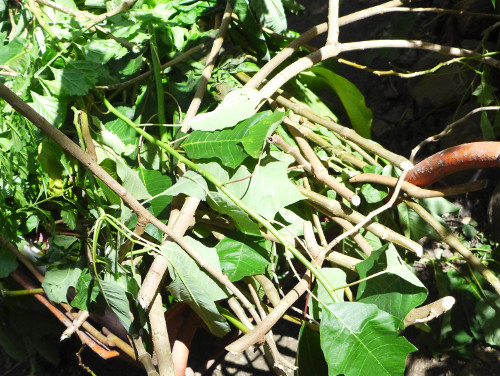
top-left (327, 0), bottom-right (340, 45)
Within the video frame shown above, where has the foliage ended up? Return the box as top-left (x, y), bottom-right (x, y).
top-left (0, 0), bottom-right (499, 375)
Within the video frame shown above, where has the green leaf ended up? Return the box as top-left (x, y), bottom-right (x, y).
top-left (61, 209), bottom-right (77, 230)
top-left (163, 171), bottom-right (208, 200)
top-left (50, 67), bottom-right (90, 96)
top-left (98, 116), bottom-right (138, 156)
top-left (138, 168), bottom-right (172, 216)
top-left (101, 273), bottom-right (134, 331)
top-left (30, 91), bottom-right (66, 127)
top-left (182, 110), bottom-right (285, 167)
top-left (250, 0), bottom-right (287, 33)
top-left (309, 268), bottom-right (346, 320)
top-left (360, 183), bottom-right (388, 203)
top-left (186, 88), bottom-right (263, 131)
top-left (320, 302), bottom-right (416, 376)
top-left (356, 244), bottom-right (427, 322)
top-left (84, 39), bottom-right (128, 64)
top-left (0, 245), bottom-right (18, 278)
top-left (475, 291), bottom-right (500, 346)
top-left (162, 237), bottom-right (231, 337)
top-left (42, 262), bottom-right (83, 303)
top-left (308, 66), bottom-right (372, 139)
top-left (216, 234), bottom-right (270, 281)
top-left (297, 323), bottom-right (328, 376)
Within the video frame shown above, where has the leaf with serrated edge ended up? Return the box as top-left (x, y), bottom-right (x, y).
top-left (321, 302), bottom-right (416, 376)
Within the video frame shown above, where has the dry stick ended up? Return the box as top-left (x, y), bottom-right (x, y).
top-left (349, 173), bottom-right (488, 198)
top-left (132, 336), bottom-right (159, 376)
top-left (150, 294), bottom-right (174, 376)
top-left (296, 185), bottom-right (423, 256)
top-left (287, 120), bottom-right (360, 205)
top-left (403, 296), bottom-right (456, 328)
top-left (253, 275), bottom-right (281, 308)
top-left (181, 1), bottom-right (233, 132)
top-left (327, 0), bottom-right (340, 45)
top-left (0, 82), bottom-right (262, 327)
top-left (326, 251), bottom-right (362, 272)
top-left (330, 217), bottom-right (373, 256)
top-left (259, 40), bottom-right (500, 101)
top-left (410, 106), bottom-right (500, 162)
top-left (245, 0), bottom-right (403, 89)
top-left (405, 200), bottom-right (500, 296)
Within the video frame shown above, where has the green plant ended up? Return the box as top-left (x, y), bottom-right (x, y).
top-left (0, 0), bottom-right (499, 375)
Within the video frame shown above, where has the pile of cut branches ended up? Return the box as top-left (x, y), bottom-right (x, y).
top-left (1, 0), bottom-right (499, 374)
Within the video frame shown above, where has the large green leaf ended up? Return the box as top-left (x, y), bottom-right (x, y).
top-left (185, 88), bottom-right (263, 131)
top-left (356, 244), bottom-right (427, 322)
top-left (162, 237), bottom-right (231, 337)
top-left (320, 302), bottom-right (416, 376)
top-left (297, 323), bottom-right (328, 376)
top-left (182, 110), bottom-right (285, 167)
top-left (42, 262), bottom-right (83, 303)
top-left (163, 171), bottom-right (208, 200)
top-left (216, 234), bottom-right (270, 281)
top-left (30, 92), bottom-right (66, 128)
top-left (100, 273), bottom-right (136, 332)
top-left (306, 67), bottom-right (372, 139)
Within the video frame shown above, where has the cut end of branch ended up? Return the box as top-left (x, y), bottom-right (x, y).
top-left (400, 160), bottom-right (414, 171)
top-left (415, 245), bottom-right (423, 258)
top-left (351, 195), bottom-right (361, 206)
top-left (442, 296), bottom-right (455, 310)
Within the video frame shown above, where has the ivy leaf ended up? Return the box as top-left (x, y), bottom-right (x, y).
top-left (321, 302), bottom-right (416, 376)
top-left (356, 244), bottom-right (427, 322)
top-left (216, 234), bottom-right (270, 281)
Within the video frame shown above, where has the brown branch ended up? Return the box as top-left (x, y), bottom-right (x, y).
top-left (296, 185), bottom-right (423, 255)
top-left (404, 296), bottom-right (455, 328)
top-left (349, 173), bottom-right (488, 198)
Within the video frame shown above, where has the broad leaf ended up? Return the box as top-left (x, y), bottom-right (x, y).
top-left (30, 92), bottom-right (66, 127)
top-left (307, 67), bottom-right (372, 139)
top-left (250, 0), bottom-right (287, 33)
top-left (100, 274), bottom-right (134, 332)
top-left (356, 244), bottom-right (427, 322)
top-left (138, 168), bottom-right (172, 216)
top-left (309, 268), bottom-right (346, 320)
top-left (42, 262), bottom-right (83, 303)
top-left (297, 323), bottom-right (328, 376)
top-left (162, 237), bottom-right (231, 337)
top-left (216, 234), bottom-right (270, 281)
top-left (320, 302), bottom-right (416, 376)
top-left (163, 171), bottom-right (208, 200)
top-left (185, 88), bottom-right (263, 131)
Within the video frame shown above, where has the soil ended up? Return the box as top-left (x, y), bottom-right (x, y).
top-left (1, 0), bottom-right (499, 375)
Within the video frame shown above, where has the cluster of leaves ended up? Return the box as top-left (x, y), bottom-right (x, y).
top-left (0, 0), bottom-right (499, 375)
